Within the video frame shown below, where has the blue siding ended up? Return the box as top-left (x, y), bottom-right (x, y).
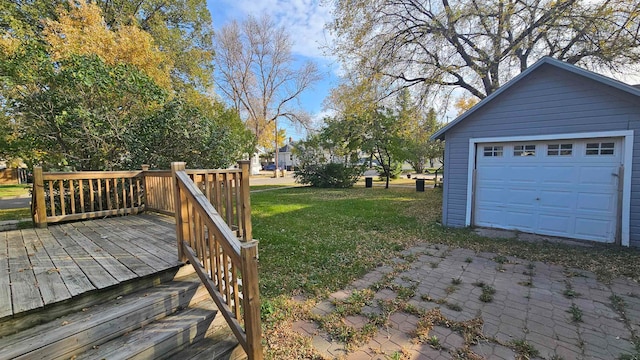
top-left (442, 64), bottom-right (640, 246)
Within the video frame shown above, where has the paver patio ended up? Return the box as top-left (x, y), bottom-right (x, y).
top-left (293, 244), bottom-right (640, 359)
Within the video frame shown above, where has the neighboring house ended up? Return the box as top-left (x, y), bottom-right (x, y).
top-left (431, 57), bottom-right (640, 247)
top-left (278, 138), bottom-right (299, 170)
top-left (250, 147), bottom-right (267, 175)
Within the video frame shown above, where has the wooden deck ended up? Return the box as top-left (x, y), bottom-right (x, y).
top-left (0, 214), bottom-right (181, 319)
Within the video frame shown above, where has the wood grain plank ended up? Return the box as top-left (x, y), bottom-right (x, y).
top-left (108, 216), bottom-right (178, 254)
top-left (58, 223), bottom-right (136, 283)
top-left (0, 231), bottom-right (12, 318)
top-left (48, 226), bottom-right (118, 289)
top-left (34, 228), bottom-right (95, 297)
top-left (72, 221), bottom-right (156, 277)
top-left (21, 228), bottom-right (71, 305)
top-left (81, 217), bottom-right (176, 271)
top-left (6, 230), bottom-right (43, 314)
top-left (96, 218), bottom-right (180, 268)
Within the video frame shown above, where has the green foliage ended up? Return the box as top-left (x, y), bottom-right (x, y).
top-left (126, 97), bottom-right (253, 169)
top-left (294, 163), bottom-right (364, 188)
top-left (11, 54), bottom-right (166, 170)
top-left (0, 0), bottom-right (250, 171)
top-left (96, 0), bottom-right (215, 90)
top-left (376, 162), bottom-right (402, 181)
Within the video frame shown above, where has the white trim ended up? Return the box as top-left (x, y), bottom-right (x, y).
top-left (466, 130), bottom-right (634, 246)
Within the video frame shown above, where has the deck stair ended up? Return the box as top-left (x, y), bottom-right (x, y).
top-left (0, 266), bottom-right (244, 360)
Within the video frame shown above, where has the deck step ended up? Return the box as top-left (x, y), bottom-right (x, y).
top-left (0, 272), bottom-right (209, 360)
top-left (0, 264), bottom-right (185, 338)
top-left (74, 298), bottom-right (236, 360)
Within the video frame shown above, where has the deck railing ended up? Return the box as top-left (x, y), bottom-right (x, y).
top-left (32, 167), bottom-right (145, 226)
top-left (172, 161), bottom-right (262, 359)
top-left (31, 161), bottom-right (262, 359)
top-left (141, 167), bottom-right (251, 241)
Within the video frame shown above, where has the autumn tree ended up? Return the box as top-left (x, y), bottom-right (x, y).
top-left (214, 15), bottom-right (322, 174)
top-left (1, 1), bottom-right (251, 170)
top-left (94, 0), bottom-right (215, 90)
top-left (394, 89), bottom-right (444, 173)
top-left (43, 0), bottom-right (173, 89)
top-left (329, 0), bottom-right (640, 103)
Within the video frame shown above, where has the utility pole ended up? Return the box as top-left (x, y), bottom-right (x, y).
top-left (274, 117), bottom-right (279, 178)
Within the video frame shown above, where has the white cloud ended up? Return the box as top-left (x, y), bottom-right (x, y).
top-left (213, 0), bottom-right (334, 61)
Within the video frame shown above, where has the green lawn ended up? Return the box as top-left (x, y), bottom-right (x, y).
top-left (0, 207), bottom-right (31, 221)
top-left (252, 187), bottom-right (640, 301)
top-left (0, 184), bottom-right (31, 198)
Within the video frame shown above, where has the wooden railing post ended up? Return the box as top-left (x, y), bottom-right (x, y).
top-left (238, 160), bottom-right (252, 242)
top-left (141, 164), bottom-right (149, 210)
top-left (240, 242), bottom-right (263, 360)
top-left (33, 166), bottom-right (47, 228)
top-left (171, 162), bottom-right (188, 262)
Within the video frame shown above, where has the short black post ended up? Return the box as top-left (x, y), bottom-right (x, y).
top-left (416, 179), bottom-right (425, 192)
top-left (365, 177), bottom-right (373, 188)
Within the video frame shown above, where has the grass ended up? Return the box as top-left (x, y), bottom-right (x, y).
top-left (252, 187), bottom-right (443, 299)
top-left (250, 184), bottom-right (300, 191)
top-left (0, 184), bottom-right (31, 198)
top-left (568, 304), bottom-right (583, 322)
top-left (0, 208), bottom-right (31, 221)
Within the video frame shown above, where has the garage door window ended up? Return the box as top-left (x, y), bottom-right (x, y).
top-left (547, 143), bottom-right (572, 156)
top-left (514, 145), bottom-right (536, 156)
top-left (483, 146), bottom-right (503, 157)
top-left (586, 142), bottom-right (615, 156)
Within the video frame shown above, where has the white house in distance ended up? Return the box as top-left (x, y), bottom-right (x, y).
top-left (277, 138), bottom-right (298, 170)
top-left (431, 57), bottom-right (640, 247)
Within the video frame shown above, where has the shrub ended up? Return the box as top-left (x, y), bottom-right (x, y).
top-left (294, 163), bottom-right (365, 188)
top-left (376, 162), bottom-right (403, 181)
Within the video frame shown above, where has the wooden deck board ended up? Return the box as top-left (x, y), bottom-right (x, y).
top-left (48, 226), bottom-right (120, 290)
top-left (7, 230), bottom-right (44, 313)
top-left (72, 221), bottom-right (156, 278)
top-left (100, 217), bottom-right (180, 264)
top-left (58, 223), bottom-right (138, 283)
top-left (21, 228), bottom-right (72, 305)
top-left (0, 215), bottom-right (179, 318)
top-left (34, 228), bottom-right (95, 297)
top-left (89, 218), bottom-right (179, 271)
top-left (0, 232), bottom-right (12, 318)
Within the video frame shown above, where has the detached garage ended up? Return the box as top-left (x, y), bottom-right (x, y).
top-left (431, 57), bottom-right (640, 246)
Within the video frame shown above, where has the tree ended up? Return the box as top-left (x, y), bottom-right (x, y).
top-left (329, 0), bottom-right (640, 103)
top-left (126, 95), bottom-right (254, 170)
top-left (12, 54), bottom-right (167, 170)
top-left (0, 1), bottom-right (251, 170)
top-left (454, 96), bottom-right (480, 116)
top-left (293, 120), bottom-right (366, 188)
top-left (95, 0), bottom-right (215, 90)
top-left (399, 100), bottom-right (444, 174)
top-left (44, 0), bottom-right (173, 89)
top-left (214, 15), bottom-right (322, 175)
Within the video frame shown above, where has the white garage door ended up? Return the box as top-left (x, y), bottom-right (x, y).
top-left (474, 138), bottom-right (622, 242)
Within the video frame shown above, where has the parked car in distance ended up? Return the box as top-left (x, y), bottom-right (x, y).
top-left (263, 164), bottom-right (277, 171)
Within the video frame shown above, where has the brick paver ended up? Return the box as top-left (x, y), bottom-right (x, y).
top-left (296, 244), bottom-right (640, 359)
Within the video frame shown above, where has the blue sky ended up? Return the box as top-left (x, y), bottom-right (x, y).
top-left (206, 0), bottom-right (339, 141)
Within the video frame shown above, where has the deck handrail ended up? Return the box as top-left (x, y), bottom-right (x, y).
top-left (171, 161), bottom-right (263, 360)
top-left (32, 164), bottom-right (253, 241)
top-left (32, 167), bottom-right (145, 227)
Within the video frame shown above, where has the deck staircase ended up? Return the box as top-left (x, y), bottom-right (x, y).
top-left (0, 264), bottom-right (245, 360)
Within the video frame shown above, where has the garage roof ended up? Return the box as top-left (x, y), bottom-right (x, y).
top-left (431, 57), bottom-right (640, 141)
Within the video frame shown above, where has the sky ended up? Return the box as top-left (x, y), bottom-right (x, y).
top-left (206, 0), bottom-right (339, 141)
